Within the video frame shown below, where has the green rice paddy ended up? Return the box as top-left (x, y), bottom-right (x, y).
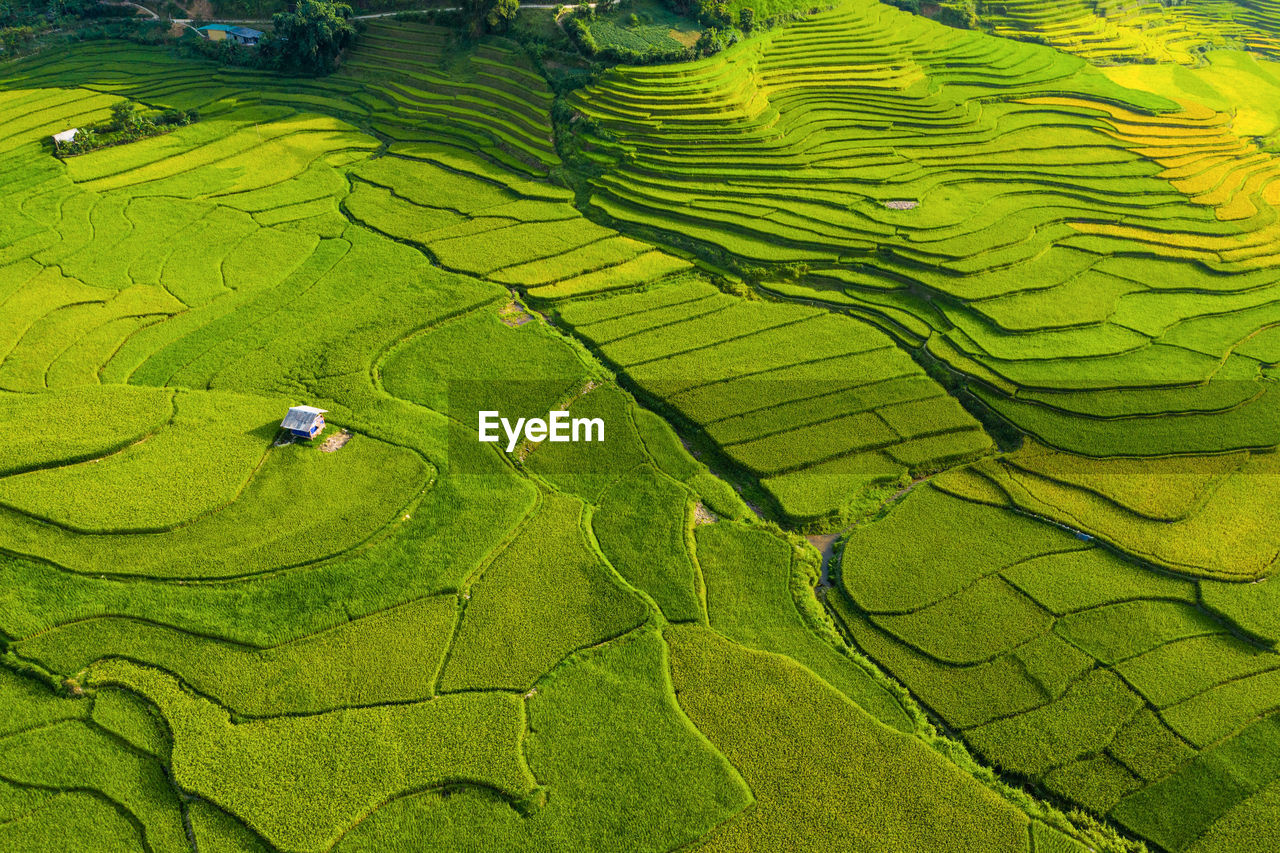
top-left (0, 1), bottom-right (1276, 850)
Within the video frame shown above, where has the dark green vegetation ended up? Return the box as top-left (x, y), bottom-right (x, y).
top-left (55, 99), bottom-right (198, 156)
top-left (566, 0), bottom-right (705, 63)
top-left (0, 0), bottom-right (1277, 849)
top-left (262, 0), bottom-right (358, 76)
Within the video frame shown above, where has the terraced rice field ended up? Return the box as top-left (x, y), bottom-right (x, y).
top-left (0, 0), bottom-right (1278, 850)
top-left (979, 0), bottom-right (1268, 63)
top-left (572, 2), bottom-right (1280, 464)
top-left (831, 472), bottom-right (1280, 853)
top-left (555, 277), bottom-right (991, 522)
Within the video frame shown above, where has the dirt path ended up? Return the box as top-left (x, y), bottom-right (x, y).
top-left (164, 3), bottom-right (593, 23)
top-left (103, 1), bottom-right (160, 18)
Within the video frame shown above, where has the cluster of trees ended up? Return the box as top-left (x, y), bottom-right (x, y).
top-left (0, 0), bottom-right (140, 56)
top-left (262, 0), bottom-right (358, 73)
top-left (0, 24), bottom-right (34, 54)
top-left (398, 0), bottom-right (520, 36)
top-left (885, 0), bottom-right (978, 28)
top-left (461, 0), bottom-right (519, 35)
top-left (55, 100), bottom-right (198, 155)
top-left (186, 0), bottom-right (357, 76)
top-left (564, 2), bottom-right (750, 63)
top-left (666, 0), bottom-right (755, 30)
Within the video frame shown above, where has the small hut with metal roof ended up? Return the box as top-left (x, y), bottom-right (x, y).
top-left (281, 405), bottom-right (327, 439)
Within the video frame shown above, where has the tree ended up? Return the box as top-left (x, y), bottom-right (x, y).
top-left (110, 100), bottom-right (143, 132)
top-left (0, 24), bottom-right (33, 55)
top-left (263, 0), bottom-right (356, 76)
top-left (694, 25), bottom-right (723, 56)
top-left (462, 0), bottom-right (520, 36)
top-left (486, 0), bottom-right (518, 32)
top-left (50, 0), bottom-right (95, 17)
top-left (738, 7), bottom-right (754, 31)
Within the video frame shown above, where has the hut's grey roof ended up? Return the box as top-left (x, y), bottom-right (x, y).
top-left (281, 405), bottom-right (327, 431)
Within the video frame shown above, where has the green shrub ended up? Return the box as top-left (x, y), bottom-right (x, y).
top-left (262, 0), bottom-right (357, 75)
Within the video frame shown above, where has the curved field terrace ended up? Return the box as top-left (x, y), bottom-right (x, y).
top-left (0, 3), bottom-right (1276, 852)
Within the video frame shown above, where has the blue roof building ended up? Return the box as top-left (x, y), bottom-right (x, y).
top-left (197, 24), bottom-right (264, 46)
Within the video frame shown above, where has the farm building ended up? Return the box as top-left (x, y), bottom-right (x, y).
top-left (197, 24), bottom-right (264, 46)
top-left (51, 128), bottom-right (78, 147)
top-left (281, 405), bottom-right (327, 439)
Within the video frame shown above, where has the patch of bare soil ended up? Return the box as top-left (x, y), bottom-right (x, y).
top-left (498, 297), bottom-right (533, 327)
top-left (670, 28), bottom-right (701, 47)
top-left (693, 502), bottom-right (717, 525)
top-left (885, 200), bottom-right (918, 210)
top-left (320, 429), bottom-right (353, 453)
